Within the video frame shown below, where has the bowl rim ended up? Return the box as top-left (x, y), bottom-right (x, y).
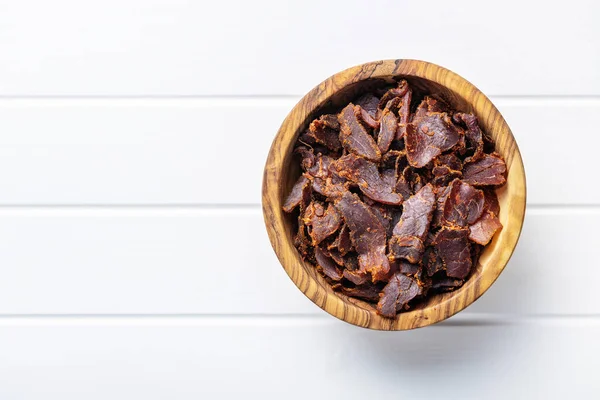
top-left (262, 59), bottom-right (526, 330)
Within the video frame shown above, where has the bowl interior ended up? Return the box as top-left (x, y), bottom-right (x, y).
top-left (266, 60), bottom-right (525, 330)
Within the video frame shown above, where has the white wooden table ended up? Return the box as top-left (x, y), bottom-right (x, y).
top-left (0, 1), bottom-right (598, 398)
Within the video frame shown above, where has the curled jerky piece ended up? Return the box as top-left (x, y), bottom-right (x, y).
top-left (357, 106), bottom-right (380, 129)
top-left (406, 113), bottom-right (461, 168)
top-left (378, 107), bottom-right (398, 153)
top-left (303, 202), bottom-right (342, 245)
top-left (332, 154), bottom-right (403, 205)
top-left (469, 190), bottom-right (503, 245)
top-left (338, 104), bottom-right (381, 162)
top-left (389, 184), bottom-right (435, 263)
top-left (454, 113), bottom-right (484, 162)
top-left (315, 246), bottom-right (343, 281)
top-left (392, 184), bottom-right (435, 238)
top-left (308, 115), bottom-right (342, 151)
top-left (333, 190), bottom-right (390, 281)
top-left (328, 224), bottom-right (353, 255)
top-left (396, 87), bottom-right (412, 140)
top-left (431, 278), bottom-right (464, 292)
top-left (376, 273), bottom-right (422, 318)
top-left (336, 281), bottom-right (384, 302)
top-left (432, 153), bottom-right (463, 186)
top-left (423, 246), bottom-right (444, 277)
top-left (355, 93), bottom-right (380, 118)
top-left (434, 227), bottom-right (472, 279)
top-left (343, 269), bottom-right (369, 285)
top-left (463, 153), bottom-right (507, 186)
top-left (378, 80), bottom-right (409, 109)
top-left (442, 180), bottom-right (485, 227)
top-left (282, 175), bottom-right (311, 213)
top-left (432, 184), bottom-right (452, 228)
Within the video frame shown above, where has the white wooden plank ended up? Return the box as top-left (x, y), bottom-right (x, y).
top-left (0, 0), bottom-right (598, 95)
top-left (0, 208), bottom-right (595, 316)
top-left (0, 98), bottom-right (596, 205)
top-left (0, 317), bottom-right (597, 399)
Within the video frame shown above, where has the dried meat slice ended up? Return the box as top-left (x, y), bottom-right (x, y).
top-left (333, 190), bottom-right (390, 281)
top-left (332, 154), bottom-right (403, 205)
top-left (442, 180), bottom-right (485, 227)
top-left (454, 113), bottom-right (484, 162)
top-left (357, 106), bottom-right (380, 129)
top-left (338, 104), bottom-right (381, 162)
top-left (308, 115), bottom-right (342, 151)
top-left (469, 211), bottom-right (502, 245)
top-left (432, 153), bottom-right (463, 186)
top-left (423, 246), bottom-right (444, 277)
top-left (463, 153), bottom-right (507, 186)
top-left (413, 96), bottom-right (451, 120)
top-left (405, 113), bottom-right (461, 168)
top-left (303, 202), bottom-right (342, 245)
top-left (396, 88), bottom-right (413, 140)
top-left (343, 269), bottom-right (370, 285)
top-left (378, 80), bottom-right (409, 109)
top-left (314, 246), bottom-right (343, 281)
top-left (376, 273), bottom-right (422, 318)
top-left (355, 93), bottom-right (380, 118)
top-left (337, 282), bottom-right (383, 302)
top-left (282, 175), bottom-right (311, 213)
top-left (431, 278), bottom-right (463, 292)
top-left (392, 184), bottom-right (436, 239)
top-left (398, 260), bottom-right (420, 275)
top-left (434, 227), bottom-right (472, 279)
top-left (378, 108), bottom-right (398, 153)
top-left (432, 184), bottom-right (452, 227)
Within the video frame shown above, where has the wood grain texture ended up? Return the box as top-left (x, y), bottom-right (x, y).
top-left (262, 59), bottom-right (527, 330)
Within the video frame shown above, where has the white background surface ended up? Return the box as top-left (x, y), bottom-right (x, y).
top-left (0, 0), bottom-right (598, 398)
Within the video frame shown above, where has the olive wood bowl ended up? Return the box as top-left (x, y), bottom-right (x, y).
top-left (262, 59), bottom-right (526, 330)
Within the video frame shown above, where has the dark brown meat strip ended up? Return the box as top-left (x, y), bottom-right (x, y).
top-left (378, 108), bottom-right (397, 153)
top-left (376, 273), bottom-right (421, 318)
top-left (355, 93), bottom-right (380, 118)
top-left (338, 104), bottom-right (381, 162)
top-left (392, 184), bottom-right (436, 239)
top-left (396, 88), bottom-right (412, 140)
top-left (432, 154), bottom-right (463, 186)
top-left (423, 246), bottom-right (444, 277)
top-left (454, 113), bottom-right (484, 162)
top-left (431, 278), bottom-right (464, 292)
top-left (389, 184), bottom-right (435, 263)
top-left (343, 269), bottom-right (370, 285)
top-left (463, 153), bottom-right (507, 186)
top-left (432, 184), bottom-right (452, 228)
top-left (434, 227), bottom-right (472, 279)
top-left (469, 211), bottom-right (502, 245)
top-left (398, 260), bottom-right (420, 275)
top-left (442, 180), bottom-right (485, 227)
top-left (308, 115), bottom-right (342, 151)
top-left (333, 190), bottom-right (390, 281)
top-left (314, 246), bottom-right (343, 281)
top-left (303, 202), bottom-right (342, 245)
top-left (405, 113), bottom-right (461, 168)
top-left (282, 175), bottom-right (311, 213)
top-left (413, 96), bottom-right (451, 120)
top-left (378, 80), bottom-right (409, 109)
top-left (337, 282), bottom-right (383, 302)
top-left (358, 106), bottom-right (380, 129)
top-left (332, 154), bottom-right (403, 205)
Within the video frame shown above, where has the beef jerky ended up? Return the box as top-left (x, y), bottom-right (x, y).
top-left (398, 260), bottom-right (420, 275)
top-left (332, 154), bottom-right (403, 205)
top-left (389, 184), bottom-right (435, 263)
top-left (405, 113), bottom-right (461, 168)
top-left (338, 104), bottom-right (381, 162)
top-left (469, 191), bottom-right (503, 245)
top-left (432, 184), bottom-right (452, 227)
top-left (434, 227), bottom-right (472, 279)
top-left (413, 96), bottom-right (451, 120)
top-left (376, 273), bottom-right (421, 318)
top-left (378, 80), bottom-right (409, 109)
top-left (337, 281), bottom-right (384, 302)
top-left (454, 112), bottom-right (484, 162)
top-left (431, 278), bottom-right (463, 292)
top-left (333, 190), bottom-right (390, 281)
top-left (295, 146), bottom-right (315, 171)
top-left (314, 246), bottom-right (343, 281)
top-left (308, 115), bottom-right (342, 151)
top-left (343, 269), bottom-right (370, 285)
top-left (442, 180), bottom-right (485, 227)
top-left (432, 153), bottom-right (463, 186)
top-left (463, 153), bottom-right (507, 186)
top-left (343, 252), bottom-right (359, 270)
top-left (423, 246), bottom-right (444, 277)
top-left (328, 248), bottom-right (345, 266)
top-left (396, 87), bottom-right (413, 140)
top-left (328, 224), bottom-right (353, 255)
top-left (294, 214), bottom-right (311, 258)
top-left (303, 202), bottom-right (342, 245)
top-left (282, 175), bottom-right (311, 213)
top-left (355, 93), bottom-right (380, 118)
top-left (357, 106), bottom-right (380, 129)
top-left (392, 184), bottom-right (436, 240)
top-left (378, 108), bottom-right (398, 153)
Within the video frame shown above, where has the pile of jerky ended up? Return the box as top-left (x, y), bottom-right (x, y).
top-left (283, 80), bottom-right (506, 318)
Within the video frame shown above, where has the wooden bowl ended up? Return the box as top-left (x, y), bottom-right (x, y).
top-left (262, 59), bottom-right (526, 330)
